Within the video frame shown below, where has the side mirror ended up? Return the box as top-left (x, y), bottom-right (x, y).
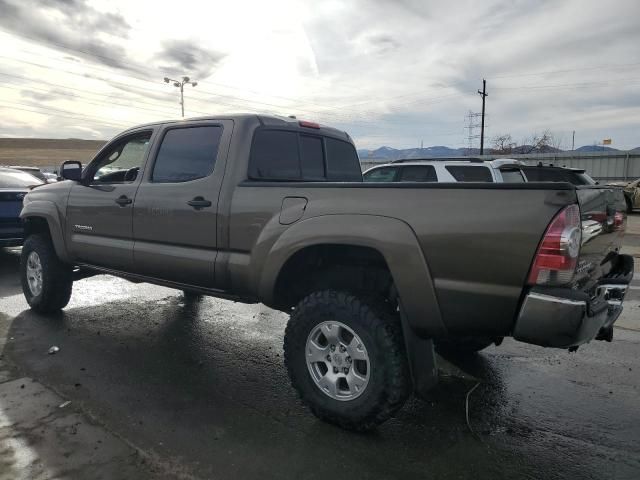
top-left (60, 161), bottom-right (83, 181)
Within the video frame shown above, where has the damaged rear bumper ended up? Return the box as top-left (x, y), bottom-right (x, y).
top-left (513, 254), bottom-right (634, 349)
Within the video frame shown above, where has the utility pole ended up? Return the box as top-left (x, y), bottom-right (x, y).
top-left (572, 130), bottom-right (575, 151)
top-left (477, 79), bottom-right (488, 155)
top-left (164, 76), bottom-right (198, 117)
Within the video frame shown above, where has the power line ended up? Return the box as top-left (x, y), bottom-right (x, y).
top-left (0, 82), bottom-right (183, 117)
top-left (0, 101), bottom-right (129, 129)
top-left (0, 43), bottom-right (473, 120)
top-left (0, 60), bottom-right (468, 130)
top-left (492, 61), bottom-right (640, 79)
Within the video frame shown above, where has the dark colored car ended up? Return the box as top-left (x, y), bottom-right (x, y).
top-left (0, 167), bottom-right (44, 247)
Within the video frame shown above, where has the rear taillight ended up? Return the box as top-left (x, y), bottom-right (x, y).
top-left (614, 211), bottom-right (626, 232)
top-left (527, 204), bottom-right (581, 286)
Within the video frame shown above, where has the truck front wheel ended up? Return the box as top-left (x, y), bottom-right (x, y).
top-left (284, 290), bottom-right (411, 431)
top-left (20, 234), bottom-right (73, 313)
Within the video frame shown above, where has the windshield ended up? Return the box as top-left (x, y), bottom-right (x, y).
top-left (0, 169), bottom-right (44, 188)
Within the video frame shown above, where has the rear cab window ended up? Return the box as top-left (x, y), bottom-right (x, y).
top-left (445, 165), bottom-right (493, 182)
top-left (249, 129), bottom-right (362, 181)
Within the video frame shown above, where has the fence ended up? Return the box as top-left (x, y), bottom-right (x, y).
top-left (361, 151), bottom-right (640, 181)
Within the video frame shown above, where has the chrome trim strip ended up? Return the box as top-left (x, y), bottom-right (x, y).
top-left (527, 292), bottom-right (587, 307)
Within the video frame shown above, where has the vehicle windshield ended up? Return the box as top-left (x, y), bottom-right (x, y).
top-left (0, 169), bottom-right (45, 188)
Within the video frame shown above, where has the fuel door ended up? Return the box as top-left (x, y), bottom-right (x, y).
top-left (279, 196), bottom-right (308, 225)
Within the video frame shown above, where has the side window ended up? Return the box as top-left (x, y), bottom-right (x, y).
top-left (92, 132), bottom-right (152, 183)
top-left (152, 126), bottom-right (222, 183)
top-left (249, 130), bottom-right (300, 180)
top-left (500, 168), bottom-right (525, 183)
top-left (363, 167), bottom-right (397, 182)
top-left (398, 165), bottom-right (437, 182)
top-left (445, 165), bottom-right (493, 182)
top-left (325, 138), bottom-right (362, 181)
top-left (300, 135), bottom-right (325, 180)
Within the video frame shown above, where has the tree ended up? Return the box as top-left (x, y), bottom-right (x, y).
top-left (491, 134), bottom-right (516, 154)
top-left (519, 129), bottom-right (561, 153)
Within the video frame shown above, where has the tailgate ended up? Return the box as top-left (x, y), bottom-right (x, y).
top-left (573, 185), bottom-right (627, 292)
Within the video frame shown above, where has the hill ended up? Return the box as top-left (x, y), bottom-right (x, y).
top-left (575, 145), bottom-right (619, 152)
top-left (0, 138), bottom-right (107, 168)
top-left (358, 145), bottom-right (466, 161)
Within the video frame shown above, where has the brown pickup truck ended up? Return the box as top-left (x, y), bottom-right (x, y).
top-left (19, 114), bottom-right (634, 430)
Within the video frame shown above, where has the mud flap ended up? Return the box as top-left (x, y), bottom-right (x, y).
top-left (399, 302), bottom-right (438, 399)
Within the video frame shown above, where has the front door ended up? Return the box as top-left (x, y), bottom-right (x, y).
top-left (65, 130), bottom-right (154, 271)
top-left (132, 121), bottom-right (232, 288)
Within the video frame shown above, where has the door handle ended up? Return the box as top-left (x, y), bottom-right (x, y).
top-left (115, 195), bottom-right (132, 206)
top-left (187, 197), bottom-right (212, 209)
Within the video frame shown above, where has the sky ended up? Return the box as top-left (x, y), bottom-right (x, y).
top-left (0, 0), bottom-right (639, 150)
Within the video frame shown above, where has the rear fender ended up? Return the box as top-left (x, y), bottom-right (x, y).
top-left (259, 214), bottom-right (446, 338)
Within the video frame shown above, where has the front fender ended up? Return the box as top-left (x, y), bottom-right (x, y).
top-left (20, 200), bottom-right (70, 263)
top-left (258, 214), bottom-right (446, 338)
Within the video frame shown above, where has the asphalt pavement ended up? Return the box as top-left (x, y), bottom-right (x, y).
top-left (1, 215), bottom-right (639, 479)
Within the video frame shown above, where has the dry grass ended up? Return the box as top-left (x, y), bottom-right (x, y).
top-left (0, 138), bottom-right (106, 168)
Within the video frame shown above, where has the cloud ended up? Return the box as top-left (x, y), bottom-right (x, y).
top-left (0, 0), bottom-right (139, 73)
top-left (1, 0), bottom-right (639, 149)
top-left (155, 39), bottom-right (227, 79)
top-left (365, 34), bottom-right (401, 55)
top-left (20, 89), bottom-right (59, 102)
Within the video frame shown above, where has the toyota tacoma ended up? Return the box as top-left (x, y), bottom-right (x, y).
top-left (19, 114), bottom-right (634, 430)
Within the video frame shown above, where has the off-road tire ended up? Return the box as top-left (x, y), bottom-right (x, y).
top-left (284, 290), bottom-right (411, 431)
top-left (21, 234), bottom-right (73, 313)
top-left (434, 336), bottom-right (494, 355)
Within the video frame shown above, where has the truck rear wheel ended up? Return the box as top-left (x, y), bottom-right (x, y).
top-left (21, 234), bottom-right (73, 313)
top-left (284, 290), bottom-right (411, 431)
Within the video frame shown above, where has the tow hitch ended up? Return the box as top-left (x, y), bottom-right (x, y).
top-left (595, 283), bottom-right (628, 342)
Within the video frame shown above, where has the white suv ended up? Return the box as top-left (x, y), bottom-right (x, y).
top-left (362, 158), bottom-right (526, 183)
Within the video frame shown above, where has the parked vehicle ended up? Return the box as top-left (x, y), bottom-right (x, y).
top-left (8, 166), bottom-right (48, 183)
top-left (363, 158), bottom-right (522, 183)
top-left (608, 178), bottom-right (639, 213)
top-left (42, 172), bottom-right (59, 183)
top-left (363, 158), bottom-right (598, 185)
top-left (19, 115), bottom-right (633, 430)
top-left (0, 167), bottom-right (44, 247)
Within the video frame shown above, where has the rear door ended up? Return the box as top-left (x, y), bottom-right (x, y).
top-left (132, 120), bottom-right (233, 288)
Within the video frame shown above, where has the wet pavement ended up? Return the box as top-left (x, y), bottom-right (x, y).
top-left (1, 217), bottom-right (639, 479)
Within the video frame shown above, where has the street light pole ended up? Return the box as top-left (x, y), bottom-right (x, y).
top-left (163, 76), bottom-right (198, 118)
